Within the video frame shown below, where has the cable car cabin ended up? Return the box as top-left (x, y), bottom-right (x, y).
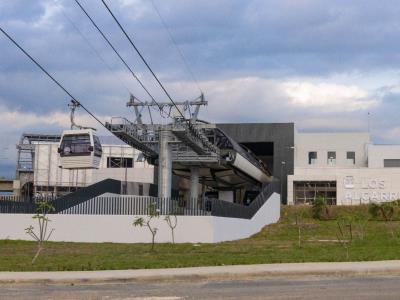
top-left (58, 129), bottom-right (102, 169)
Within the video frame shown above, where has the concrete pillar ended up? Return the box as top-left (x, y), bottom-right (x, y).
top-left (190, 167), bottom-right (199, 209)
top-left (158, 130), bottom-right (172, 199)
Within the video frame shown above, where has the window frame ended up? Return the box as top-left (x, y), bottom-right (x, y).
top-left (384, 159), bottom-right (400, 168)
top-left (93, 135), bottom-right (103, 157)
top-left (106, 157), bottom-right (134, 168)
top-left (346, 151), bottom-right (356, 165)
top-left (327, 151), bottom-right (336, 166)
top-left (308, 151), bottom-right (318, 165)
top-left (59, 134), bottom-right (91, 157)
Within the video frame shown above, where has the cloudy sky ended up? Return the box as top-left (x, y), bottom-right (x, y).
top-left (1, 0), bottom-right (400, 177)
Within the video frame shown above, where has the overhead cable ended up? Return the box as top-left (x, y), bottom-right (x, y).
top-left (55, 0), bottom-right (132, 96)
top-left (100, 0), bottom-right (186, 120)
top-left (74, 0), bottom-right (163, 111)
top-left (0, 27), bottom-right (106, 130)
top-left (149, 0), bottom-right (203, 95)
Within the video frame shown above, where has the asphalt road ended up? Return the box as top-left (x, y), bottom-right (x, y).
top-left (1, 275), bottom-right (400, 299)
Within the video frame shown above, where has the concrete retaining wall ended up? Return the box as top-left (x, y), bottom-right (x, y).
top-left (0, 193), bottom-right (280, 244)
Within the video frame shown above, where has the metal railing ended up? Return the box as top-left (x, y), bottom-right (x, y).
top-left (0, 181), bottom-right (280, 219)
top-left (0, 196), bottom-right (207, 215)
top-left (60, 196), bottom-right (209, 215)
top-left (209, 180), bottom-right (280, 219)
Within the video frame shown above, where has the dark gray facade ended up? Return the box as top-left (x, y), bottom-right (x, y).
top-left (217, 123), bottom-right (295, 204)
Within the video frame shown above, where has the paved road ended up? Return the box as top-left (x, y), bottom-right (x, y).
top-left (1, 275), bottom-right (400, 300)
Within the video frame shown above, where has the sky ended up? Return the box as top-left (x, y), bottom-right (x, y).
top-left (1, 0), bottom-right (400, 177)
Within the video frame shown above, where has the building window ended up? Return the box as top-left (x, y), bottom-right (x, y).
top-left (107, 157), bottom-right (133, 168)
top-left (346, 151), bottom-right (356, 165)
top-left (327, 151), bottom-right (336, 166)
top-left (308, 152), bottom-right (317, 165)
top-left (384, 159), bottom-right (400, 168)
top-left (93, 135), bottom-right (103, 157)
top-left (294, 181), bottom-right (336, 205)
top-left (59, 134), bottom-right (91, 157)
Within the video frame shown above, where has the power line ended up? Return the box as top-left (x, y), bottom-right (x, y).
top-left (64, 1), bottom-right (165, 119)
top-left (0, 27), bottom-right (106, 130)
top-left (100, 0), bottom-right (186, 120)
top-left (55, 0), bottom-right (132, 96)
top-left (149, 0), bottom-right (203, 95)
top-left (74, 0), bottom-right (163, 111)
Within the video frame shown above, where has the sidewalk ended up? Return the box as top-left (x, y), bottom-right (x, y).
top-left (1, 260), bottom-right (400, 284)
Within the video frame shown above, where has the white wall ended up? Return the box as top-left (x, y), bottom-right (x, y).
top-left (33, 143), bottom-right (154, 188)
top-left (294, 132), bottom-right (370, 169)
top-left (92, 168), bottom-right (154, 184)
top-left (368, 144), bottom-right (400, 168)
top-left (288, 168), bottom-right (400, 205)
top-left (0, 193), bottom-right (280, 243)
top-left (34, 143), bottom-right (92, 188)
top-left (213, 193), bottom-right (280, 242)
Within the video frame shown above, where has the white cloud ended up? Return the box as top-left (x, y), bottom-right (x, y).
top-left (117, 0), bottom-right (150, 20)
top-left (167, 77), bottom-right (378, 122)
top-left (296, 117), bottom-right (368, 131)
top-left (380, 127), bottom-right (400, 142)
top-left (0, 105), bottom-right (106, 130)
top-left (283, 81), bottom-right (379, 112)
top-left (1, 109), bottom-right (68, 129)
top-left (33, 1), bottom-right (63, 29)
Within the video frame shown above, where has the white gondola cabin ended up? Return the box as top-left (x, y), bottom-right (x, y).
top-left (58, 129), bottom-right (102, 169)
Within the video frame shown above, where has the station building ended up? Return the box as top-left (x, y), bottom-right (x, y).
top-left (10, 123), bottom-right (400, 205)
top-left (288, 131), bottom-right (400, 205)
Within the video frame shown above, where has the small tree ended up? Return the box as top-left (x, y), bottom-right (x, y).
top-left (369, 201), bottom-right (398, 239)
top-left (336, 215), bottom-right (354, 259)
top-left (25, 201), bottom-right (55, 264)
top-left (354, 213), bottom-right (368, 240)
top-left (133, 202), bottom-right (159, 250)
top-left (164, 213), bottom-right (178, 244)
top-left (293, 208), bottom-right (305, 247)
top-left (369, 202), bottom-right (395, 221)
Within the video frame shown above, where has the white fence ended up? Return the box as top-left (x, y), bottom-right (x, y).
top-left (0, 193), bottom-right (280, 244)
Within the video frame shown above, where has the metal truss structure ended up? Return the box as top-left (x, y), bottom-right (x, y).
top-left (105, 94), bottom-right (271, 198)
top-left (16, 133), bottom-right (61, 196)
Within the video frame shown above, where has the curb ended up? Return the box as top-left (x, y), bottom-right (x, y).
top-left (1, 260), bottom-right (400, 285)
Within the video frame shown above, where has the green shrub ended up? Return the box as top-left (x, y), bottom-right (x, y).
top-left (368, 202), bottom-right (396, 221)
top-left (368, 203), bottom-right (381, 219)
top-left (312, 196), bottom-right (330, 220)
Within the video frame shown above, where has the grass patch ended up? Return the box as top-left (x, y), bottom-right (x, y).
top-left (1, 205), bottom-right (400, 271)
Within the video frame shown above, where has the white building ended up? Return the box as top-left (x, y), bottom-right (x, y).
top-left (288, 131), bottom-right (400, 205)
top-left (32, 136), bottom-right (154, 196)
top-left (12, 126), bottom-right (400, 205)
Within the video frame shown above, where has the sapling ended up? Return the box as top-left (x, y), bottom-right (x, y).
top-left (354, 214), bottom-right (368, 240)
top-left (336, 215), bottom-right (354, 259)
top-left (25, 201), bottom-right (55, 264)
top-left (293, 209), bottom-right (305, 247)
top-left (369, 202), bottom-right (395, 222)
top-left (133, 202), bottom-right (159, 250)
top-left (164, 213), bottom-right (178, 244)
top-left (369, 201), bottom-right (398, 239)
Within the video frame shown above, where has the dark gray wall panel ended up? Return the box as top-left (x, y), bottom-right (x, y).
top-left (217, 123), bottom-right (295, 204)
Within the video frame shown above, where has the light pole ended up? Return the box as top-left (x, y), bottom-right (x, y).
top-left (283, 145), bottom-right (295, 204)
top-left (280, 161), bottom-right (286, 201)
